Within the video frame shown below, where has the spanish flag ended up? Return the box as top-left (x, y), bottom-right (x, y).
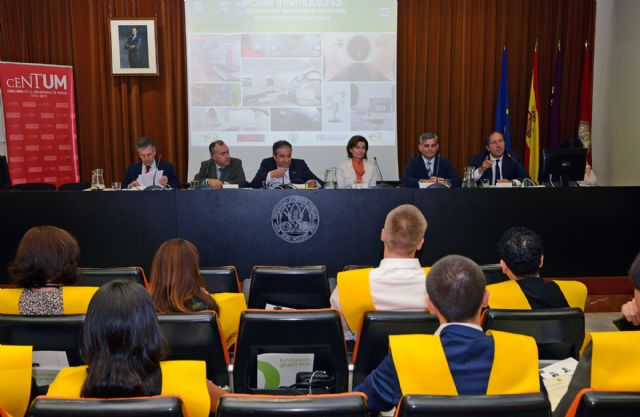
top-left (525, 42), bottom-right (540, 182)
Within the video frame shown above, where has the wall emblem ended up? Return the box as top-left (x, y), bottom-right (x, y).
top-left (271, 195), bottom-right (320, 243)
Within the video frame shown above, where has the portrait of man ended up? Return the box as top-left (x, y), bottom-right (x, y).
top-left (119, 25), bottom-right (149, 69)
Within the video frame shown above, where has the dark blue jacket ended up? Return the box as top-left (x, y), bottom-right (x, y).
top-left (402, 155), bottom-right (461, 188)
top-left (355, 325), bottom-right (494, 413)
top-left (124, 162), bottom-right (179, 189)
top-left (250, 157), bottom-right (323, 188)
top-left (469, 152), bottom-right (529, 183)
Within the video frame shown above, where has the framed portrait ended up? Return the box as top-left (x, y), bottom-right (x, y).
top-left (109, 18), bottom-right (158, 75)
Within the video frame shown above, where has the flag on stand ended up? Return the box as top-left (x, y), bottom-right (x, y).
top-left (495, 47), bottom-right (512, 152)
top-left (578, 42), bottom-right (593, 165)
top-left (525, 41), bottom-right (541, 182)
top-left (549, 40), bottom-right (562, 148)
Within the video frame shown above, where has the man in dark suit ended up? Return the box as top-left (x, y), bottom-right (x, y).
top-left (470, 131), bottom-right (529, 185)
top-left (124, 137), bottom-right (179, 189)
top-left (355, 255), bottom-right (541, 413)
top-left (124, 27), bottom-right (141, 68)
top-left (401, 132), bottom-right (461, 188)
top-left (194, 140), bottom-right (247, 188)
top-left (250, 140), bottom-right (322, 188)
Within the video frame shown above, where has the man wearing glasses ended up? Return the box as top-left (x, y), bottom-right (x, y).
top-left (470, 131), bottom-right (529, 185)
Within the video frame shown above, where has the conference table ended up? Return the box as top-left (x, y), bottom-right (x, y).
top-left (1, 187), bottom-right (639, 284)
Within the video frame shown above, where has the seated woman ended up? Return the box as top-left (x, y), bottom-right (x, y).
top-left (47, 280), bottom-right (225, 416)
top-left (336, 135), bottom-right (381, 188)
top-left (0, 225), bottom-right (97, 315)
top-left (149, 238), bottom-right (246, 347)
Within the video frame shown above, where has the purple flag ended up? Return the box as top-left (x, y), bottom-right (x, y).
top-left (549, 41), bottom-right (562, 148)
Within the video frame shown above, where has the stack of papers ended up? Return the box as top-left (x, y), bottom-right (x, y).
top-left (540, 357), bottom-right (579, 410)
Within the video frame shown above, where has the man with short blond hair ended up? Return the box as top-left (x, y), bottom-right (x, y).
top-left (330, 204), bottom-right (430, 338)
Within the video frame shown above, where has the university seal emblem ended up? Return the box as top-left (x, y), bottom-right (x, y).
top-left (271, 195), bottom-right (320, 243)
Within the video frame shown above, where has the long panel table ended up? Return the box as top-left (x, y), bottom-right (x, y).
top-left (1, 187), bottom-right (639, 283)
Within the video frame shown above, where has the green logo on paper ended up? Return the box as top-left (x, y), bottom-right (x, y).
top-left (257, 360), bottom-right (280, 389)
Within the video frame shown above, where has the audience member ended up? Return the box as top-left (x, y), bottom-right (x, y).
top-left (355, 255), bottom-right (541, 413)
top-left (124, 137), bottom-right (179, 189)
top-left (1, 225), bottom-right (96, 315)
top-left (46, 280), bottom-right (225, 416)
top-left (470, 131), bottom-right (529, 185)
top-left (402, 132), bottom-right (461, 188)
top-left (488, 226), bottom-right (570, 309)
top-left (331, 204), bottom-right (429, 338)
top-left (250, 140), bottom-right (322, 188)
top-left (336, 135), bottom-right (381, 188)
top-left (149, 238), bottom-right (246, 347)
top-left (150, 239), bottom-right (218, 313)
top-left (193, 140), bottom-right (247, 188)
top-left (619, 252), bottom-right (640, 326)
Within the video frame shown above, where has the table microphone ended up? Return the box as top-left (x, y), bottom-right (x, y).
top-left (373, 157), bottom-right (393, 188)
top-left (146, 155), bottom-right (164, 191)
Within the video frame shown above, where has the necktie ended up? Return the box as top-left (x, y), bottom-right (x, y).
top-left (145, 165), bottom-right (151, 173)
top-left (216, 167), bottom-right (222, 179)
top-left (494, 159), bottom-right (502, 185)
top-left (426, 161), bottom-right (432, 177)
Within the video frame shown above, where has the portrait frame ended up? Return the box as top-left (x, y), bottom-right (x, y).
top-left (109, 18), bottom-right (158, 76)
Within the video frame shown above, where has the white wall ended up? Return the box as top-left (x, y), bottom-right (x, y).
top-left (593, 0), bottom-right (640, 185)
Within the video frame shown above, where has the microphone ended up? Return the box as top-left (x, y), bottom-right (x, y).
top-left (434, 155), bottom-right (440, 178)
top-left (373, 156), bottom-right (384, 182)
top-left (373, 157), bottom-right (393, 188)
top-left (505, 153), bottom-right (529, 182)
top-left (146, 155), bottom-right (164, 191)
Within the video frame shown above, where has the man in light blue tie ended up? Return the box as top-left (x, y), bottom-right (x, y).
top-left (401, 132), bottom-right (461, 188)
top-left (193, 140), bottom-right (247, 188)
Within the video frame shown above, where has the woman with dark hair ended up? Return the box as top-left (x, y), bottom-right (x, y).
top-left (336, 135), bottom-right (380, 188)
top-left (47, 280), bottom-right (224, 416)
top-left (0, 225), bottom-right (97, 315)
top-left (150, 239), bottom-right (218, 313)
top-left (149, 238), bottom-right (246, 347)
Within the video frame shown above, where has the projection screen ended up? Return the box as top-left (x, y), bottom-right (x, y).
top-left (185, 0), bottom-right (399, 183)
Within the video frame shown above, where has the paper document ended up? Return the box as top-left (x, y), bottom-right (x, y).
top-left (540, 357), bottom-right (578, 410)
top-left (32, 350), bottom-right (69, 386)
top-left (256, 353), bottom-right (314, 389)
top-left (136, 169), bottom-right (164, 188)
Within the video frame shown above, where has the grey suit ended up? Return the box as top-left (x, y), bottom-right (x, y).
top-left (194, 157), bottom-right (247, 187)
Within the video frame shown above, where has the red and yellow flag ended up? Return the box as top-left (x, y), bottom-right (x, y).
top-left (525, 43), bottom-right (540, 182)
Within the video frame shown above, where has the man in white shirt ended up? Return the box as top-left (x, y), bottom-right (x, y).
top-left (330, 204), bottom-right (429, 338)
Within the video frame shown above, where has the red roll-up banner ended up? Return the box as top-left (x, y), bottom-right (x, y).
top-left (0, 62), bottom-right (80, 187)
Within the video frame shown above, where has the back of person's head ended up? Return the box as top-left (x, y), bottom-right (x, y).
top-left (497, 226), bottom-right (543, 277)
top-left (629, 252), bottom-right (640, 290)
top-left (383, 204), bottom-right (427, 256)
top-left (80, 279), bottom-right (167, 398)
top-left (150, 239), bottom-right (217, 313)
top-left (9, 225), bottom-right (80, 288)
top-left (560, 138), bottom-right (584, 149)
top-left (426, 255), bottom-right (486, 322)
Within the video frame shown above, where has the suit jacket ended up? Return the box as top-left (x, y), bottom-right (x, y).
top-left (336, 159), bottom-right (380, 188)
top-left (402, 155), bottom-right (462, 188)
top-left (193, 157), bottom-right (247, 187)
top-left (250, 157), bottom-right (323, 188)
top-left (124, 161), bottom-right (179, 189)
top-left (355, 324), bottom-right (494, 413)
top-left (470, 152), bottom-right (529, 183)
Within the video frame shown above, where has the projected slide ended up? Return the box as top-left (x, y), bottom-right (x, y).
top-left (185, 0), bottom-right (398, 180)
